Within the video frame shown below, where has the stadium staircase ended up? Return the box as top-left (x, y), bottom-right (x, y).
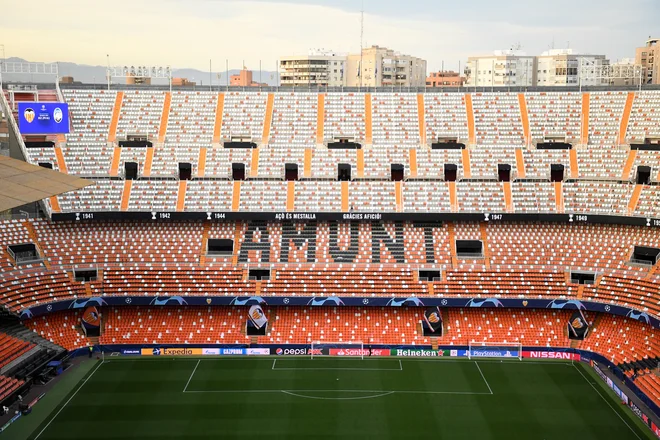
top-left (212, 92), bottom-right (225, 147)
top-left (622, 150), bottom-right (637, 181)
top-left (107, 91), bottom-right (124, 143)
top-left (109, 146), bottom-right (122, 176)
top-left (461, 149), bottom-right (471, 178)
top-left (618, 91), bottom-right (635, 145)
top-left (197, 147), bottom-right (207, 178)
top-left (232, 181), bottom-right (241, 211)
top-left (176, 181), bottom-right (187, 212)
top-left (262, 93), bottom-right (274, 145)
top-left (554, 182), bottom-right (565, 213)
top-left (53, 142), bottom-right (68, 174)
top-left (157, 92), bottom-right (171, 144)
top-left (142, 147), bottom-right (155, 177)
top-left (517, 93), bottom-right (530, 147)
top-left (628, 184), bottom-right (643, 215)
top-left (465, 93), bottom-right (476, 145)
top-left (417, 93), bottom-right (426, 147)
top-left (569, 149), bottom-right (579, 178)
top-left (581, 92), bottom-right (590, 145)
top-left (316, 93), bottom-right (325, 146)
top-left (303, 148), bottom-right (313, 178)
top-left (408, 149), bottom-right (417, 178)
top-left (364, 93), bottom-right (373, 146)
top-left (21, 220), bottom-right (49, 269)
top-left (120, 181), bottom-right (133, 211)
top-left (515, 148), bottom-right (526, 178)
top-left (356, 149), bottom-right (365, 178)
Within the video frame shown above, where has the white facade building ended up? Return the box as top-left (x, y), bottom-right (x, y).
top-left (536, 49), bottom-right (609, 86)
top-left (465, 50), bottom-right (536, 87)
top-left (279, 49), bottom-right (347, 87)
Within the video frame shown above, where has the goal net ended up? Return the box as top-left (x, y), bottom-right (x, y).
top-left (310, 341), bottom-right (366, 359)
top-left (468, 342), bottom-right (523, 360)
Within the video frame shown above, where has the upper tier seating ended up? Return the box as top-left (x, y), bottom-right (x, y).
top-left (588, 91), bottom-right (627, 146)
top-left (165, 91), bottom-right (216, 146)
top-left (324, 92), bottom-right (366, 141)
top-left (61, 89), bottom-right (116, 176)
top-left (270, 92), bottom-right (316, 147)
top-left (221, 91), bottom-right (268, 140)
top-left (372, 93), bottom-right (419, 147)
top-left (626, 90), bottom-right (660, 142)
top-left (472, 92), bottom-right (525, 145)
top-left (423, 93), bottom-right (469, 143)
top-left (7, 87), bottom-right (658, 219)
top-left (115, 90), bottom-right (165, 139)
top-left (526, 91), bottom-right (581, 141)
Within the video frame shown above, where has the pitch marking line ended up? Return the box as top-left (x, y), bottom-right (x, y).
top-left (182, 389), bottom-right (493, 398)
top-left (474, 361), bottom-right (494, 395)
top-left (183, 359), bottom-right (201, 392)
top-left (271, 358), bottom-right (403, 371)
top-left (573, 364), bottom-right (642, 440)
top-left (34, 360), bottom-right (105, 440)
top-left (281, 390), bottom-right (395, 400)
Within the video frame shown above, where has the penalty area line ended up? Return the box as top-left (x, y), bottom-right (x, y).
top-left (474, 361), bottom-right (494, 395)
top-left (182, 389), bottom-right (493, 395)
top-left (183, 359), bottom-right (201, 392)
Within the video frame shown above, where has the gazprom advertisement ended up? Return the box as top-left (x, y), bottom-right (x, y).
top-left (18, 102), bottom-right (70, 134)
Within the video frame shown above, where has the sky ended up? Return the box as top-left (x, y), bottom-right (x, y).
top-left (1, 0), bottom-right (657, 72)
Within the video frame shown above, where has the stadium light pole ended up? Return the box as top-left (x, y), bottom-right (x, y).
top-left (106, 54), bottom-right (111, 91)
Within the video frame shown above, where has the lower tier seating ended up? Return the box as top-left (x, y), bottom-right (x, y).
top-left (0, 374), bottom-right (24, 402)
top-left (0, 333), bottom-right (34, 369)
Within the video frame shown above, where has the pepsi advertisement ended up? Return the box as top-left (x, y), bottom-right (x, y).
top-left (18, 102), bottom-right (70, 134)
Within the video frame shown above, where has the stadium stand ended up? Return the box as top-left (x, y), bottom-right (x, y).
top-left (0, 375), bottom-right (24, 403)
top-left (3, 85), bottom-right (660, 414)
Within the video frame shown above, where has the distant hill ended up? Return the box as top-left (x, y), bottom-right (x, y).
top-left (2, 57), bottom-right (279, 86)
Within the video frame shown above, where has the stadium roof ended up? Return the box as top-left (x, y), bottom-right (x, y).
top-left (0, 156), bottom-right (92, 211)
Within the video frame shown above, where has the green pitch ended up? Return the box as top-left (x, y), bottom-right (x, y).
top-left (26, 357), bottom-right (653, 439)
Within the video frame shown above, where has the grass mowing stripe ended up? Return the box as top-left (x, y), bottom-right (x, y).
top-left (32, 360), bottom-right (104, 440)
top-left (573, 363), bottom-right (643, 440)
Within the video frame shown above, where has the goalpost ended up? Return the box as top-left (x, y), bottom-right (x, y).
top-left (467, 342), bottom-right (523, 360)
top-left (310, 341), bottom-right (366, 360)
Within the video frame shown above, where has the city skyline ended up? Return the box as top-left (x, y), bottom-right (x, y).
top-left (1, 0), bottom-right (657, 73)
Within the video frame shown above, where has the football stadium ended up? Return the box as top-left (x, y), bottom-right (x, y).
top-left (1, 17), bottom-right (660, 439)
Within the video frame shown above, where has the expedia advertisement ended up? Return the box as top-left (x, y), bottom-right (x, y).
top-left (141, 348), bottom-right (203, 356)
top-left (18, 102), bottom-right (70, 134)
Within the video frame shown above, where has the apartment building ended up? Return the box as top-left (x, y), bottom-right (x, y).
top-left (635, 38), bottom-right (659, 85)
top-left (464, 50), bottom-right (536, 87)
top-left (279, 50), bottom-right (347, 87)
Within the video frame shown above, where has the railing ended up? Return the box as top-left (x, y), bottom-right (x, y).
top-left (0, 257), bottom-right (653, 282)
top-left (41, 82), bottom-right (660, 94)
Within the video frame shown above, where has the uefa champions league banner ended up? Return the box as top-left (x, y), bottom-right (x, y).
top-left (19, 295), bottom-right (660, 330)
top-left (18, 102), bottom-right (70, 134)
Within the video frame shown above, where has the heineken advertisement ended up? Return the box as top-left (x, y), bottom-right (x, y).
top-left (390, 348), bottom-right (458, 357)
